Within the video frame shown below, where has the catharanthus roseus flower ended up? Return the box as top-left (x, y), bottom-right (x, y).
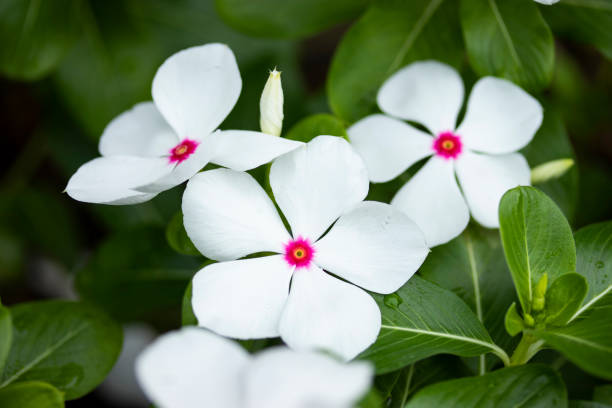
top-left (348, 61), bottom-right (542, 247)
top-left (65, 43), bottom-right (301, 205)
top-left (136, 328), bottom-right (372, 408)
top-left (533, 0), bottom-right (559, 4)
top-left (182, 136), bottom-right (429, 360)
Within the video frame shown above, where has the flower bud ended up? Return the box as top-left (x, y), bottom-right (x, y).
top-left (531, 158), bottom-right (574, 184)
top-left (259, 68), bottom-right (284, 136)
top-left (532, 273), bottom-right (548, 312)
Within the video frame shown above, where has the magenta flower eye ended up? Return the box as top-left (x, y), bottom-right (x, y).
top-left (169, 139), bottom-right (200, 164)
top-left (432, 131), bottom-right (462, 159)
top-left (284, 237), bottom-right (315, 268)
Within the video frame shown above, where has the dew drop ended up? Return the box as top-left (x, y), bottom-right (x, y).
top-left (384, 293), bottom-right (403, 309)
top-left (595, 261), bottom-right (604, 269)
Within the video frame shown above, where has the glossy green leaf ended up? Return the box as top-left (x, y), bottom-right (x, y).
top-left (181, 280), bottom-right (197, 327)
top-left (75, 227), bottom-right (200, 322)
top-left (358, 276), bottom-right (509, 374)
top-left (327, 0), bottom-right (463, 123)
top-left (460, 0), bottom-right (554, 91)
top-left (533, 306), bottom-right (612, 380)
top-left (0, 381), bottom-right (64, 408)
top-left (215, 0), bottom-right (369, 38)
top-left (505, 303), bottom-right (524, 337)
top-left (545, 273), bottom-right (588, 326)
top-left (405, 364), bottom-right (567, 408)
top-left (499, 186), bottom-right (576, 314)
top-left (0, 300), bottom-right (122, 400)
top-left (285, 114), bottom-right (347, 143)
top-left (0, 0), bottom-right (81, 80)
top-left (0, 304), bottom-right (11, 373)
top-left (166, 212), bottom-right (200, 256)
top-left (569, 221), bottom-right (612, 322)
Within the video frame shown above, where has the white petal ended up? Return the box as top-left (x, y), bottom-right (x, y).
top-left (455, 151), bottom-right (531, 228)
top-left (244, 348), bottom-right (373, 408)
top-left (135, 132), bottom-right (216, 193)
top-left (391, 156), bottom-right (469, 247)
top-left (533, 0), bottom-right (559, 4)
top-left (314, 201), bottom-right (428, 294)
top-left (456, 77), bottom-right (543, 154)
top-left (152, 43), bottom-right (241, 138)
top-left (192, 256), bottom-right (293, 339)
top-left (279, 266), bottom-right (380, 361)
top-left (347, 114), bottom-right (434, 183)
top-left (377, 60), bottom-right (464, 135)
top-left (270, 136), bottom-right (369, 241)
top-left (66, 156), bottom-right (171, 205)
top-left (98, 102), bottom-right (178, 157)
top-left (209, 130), bottom-right (303, 171)
top-left (135, 327), bottom-right (248, 408)
top-left (182, 168), bottom-right (290, 260)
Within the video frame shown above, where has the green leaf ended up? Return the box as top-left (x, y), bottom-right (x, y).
top-left (181, 280), bottom-right (197, 327)
top-left (594, 384), bottom-right (612, 405)
top-left (460, 0), bottom-right (554, 91)
top-left (0, 0), bottom-right (81, 80)
top-left (545, 273), bottom-right (588, 326)
top-left (569, 221), bottom-right (612, 321)
top-left (505, 302), bottom-right (524, 337)
top-left (75, 227), bottom-right (200, 322)
top-left (405, 364), bottom-right (567, 408)
top-left (215, 0), bottom-right (369, 38)
top-left (327, 0), bottom-right (463, 123)
top-left (359, 276), bottom-right (509, 374)
top-left (285, 114), bottom-right (347, 143)
top-left (166, 212), bottom-right (200, 256)
top-left (0, 304), bottom-right (11, 373)
top-left (533, 306), bottom-right (612, 380)
top-left (543, 0), bottom-right (612, 60)
top-left (1, 300), bottom-right (122, 400)
top-left (0, 381), bottom-right (64, 408)
top-left (499, 186), bottom-right (576, 315)
top-left (570, 402), bottom-right (612, 408)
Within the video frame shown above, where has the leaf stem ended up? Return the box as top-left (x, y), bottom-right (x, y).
top-left (509, 333), bottom-right (544, 365)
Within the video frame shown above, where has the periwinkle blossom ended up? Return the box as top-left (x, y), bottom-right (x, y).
top-left (136, 328), bottom-right (372, 408)
top-left (348, 60), bottom-right (542, 247)
top-left (182, 136), bottom-right (429, 360)
top-left (533, 0), bottom-right (559, 4)
top-left (65, 43), bottom-right (301, 205)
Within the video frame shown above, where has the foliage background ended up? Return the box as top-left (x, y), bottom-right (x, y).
top-left (0, 0), bottom-right (611, 406)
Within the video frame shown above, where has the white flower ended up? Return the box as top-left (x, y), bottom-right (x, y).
top-left (260, 68), bottom-right (284, 136)
top-left (136, 328), bottom-right (373, 408)
top-left (65, 43), bottom-right (301, 205)
top-left (348, 61), bottom-right (542, 247)
top-left (533, 0), bottom-right (559, 4)
top-left (182, 136), bottom-right (429, 360)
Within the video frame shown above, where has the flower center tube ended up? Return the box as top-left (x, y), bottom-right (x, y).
top-left (433, 131), bottom-right (463, 160)
top-left (284, 237), bottom-right (315, 268)
top-left (169, 139), bottom-right (199, 164)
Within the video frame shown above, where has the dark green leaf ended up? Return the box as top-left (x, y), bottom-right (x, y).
top-left (545, 273), bottom-right (588, 326)
top-left (215, 0), bottom-right (369, 38)
top-left (75, 227), bottom-right (200, 322)
top-left (181, 280), bottom-right (197, 327)
top-left (285, 114), bottom-right (348, 143)
top-left (505, 302), bottom-right (524, 337)
top-left (0, 0), bottom-right (81, 80)
top-left (0, 304), bottom-right (11, 373)
top-left (594, 384), bottom-right (612, 405)
top-left (460, 0), bottom-right (554, 91)
top-left (533, 306), bottom-right (612, 380)
top-left (499, 186), bottom-right (576, 314)
top-left (359, 276), bottom-right (509, 374)
top-left (0, 381), bottom-right (64, 408)
top-left (570, 401), bottom-right (612, 408)
top-left (327, 0), bottom-right (463, 123)
top-left (405, 364), bottom-right (567, 408)
top-left (166, 212), bottom-right (200, 256)
top-left (1, 300), bottom-right (122, 400)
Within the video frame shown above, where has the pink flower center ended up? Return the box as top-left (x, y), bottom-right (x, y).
top-left (169, 139), bottom-right (199, 164)
top-left (432, 131), bottom-right (463, 160)
top-left (284, 237), bottom-right (315, 268)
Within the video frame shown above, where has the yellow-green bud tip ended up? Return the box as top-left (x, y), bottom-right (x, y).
top-left (259, 68), bottom-right (284, 137)
top-left (531, 158), bottom-right (574, 184)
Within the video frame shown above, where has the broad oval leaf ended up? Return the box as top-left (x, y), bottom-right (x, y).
top-left (0, 304), bottom-right (11, 374)
top-left (327, 0), bottom-right (463, 123)
top-left (545, 273), bottom-right (588, 326)
top-left (533, 306), bottom-right (612, 381)
top-left (0, 300), bottom-right (122, 400)
top-left (0, 381), bottom-right (64, 408)
top-left (285, 113), bottom-right (348, 143)
top-left (405, 364), bottom-right (567, 408)
top-left (359, 276), bottom-right (509, 374)
top-left (166, 212), bottom-right (200, 256)
top-left (499, 186), bottom-right (576, 315)
top-left (215, 0), bottom-right (369, 38)
top-left (0, 0), bottom-right (81, 80)
top-left (460, 0), bottom-right (554, 91)
top-left (569, 221), bottom-right (612, 321)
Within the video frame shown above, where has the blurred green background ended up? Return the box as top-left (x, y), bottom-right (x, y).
top-left (0, 0), bottom-right (611, 406)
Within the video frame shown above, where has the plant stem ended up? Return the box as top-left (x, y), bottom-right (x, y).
top-left (509, 333), bottom-right (544, 365)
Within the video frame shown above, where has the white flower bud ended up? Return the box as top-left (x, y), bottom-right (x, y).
top-left (259, 69), bottom-right (284, 136)
top-left (530, 158), bottom-right (574, 184)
